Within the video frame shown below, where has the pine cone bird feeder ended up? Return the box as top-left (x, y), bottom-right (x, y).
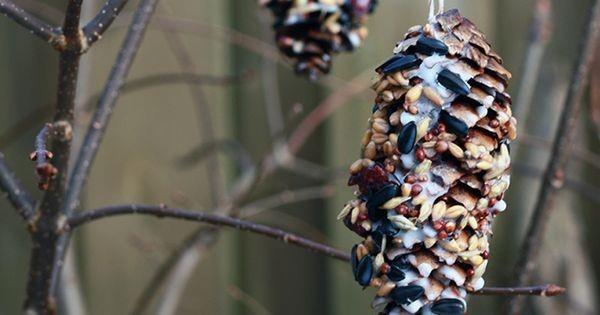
top-left (339, 4), bottom-right (517, 315)
top-left (260, 0), bottom-right (378, 79)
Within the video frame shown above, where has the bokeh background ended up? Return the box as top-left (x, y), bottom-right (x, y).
top-left (0, 0), bottom-right (598, 314)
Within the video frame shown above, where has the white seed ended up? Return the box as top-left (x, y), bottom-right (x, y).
top-left (337, 203), bottom-right (352, 220)
top-left (375, 79), bottom-right (390, 94)
top-left (469, 255), bottom-right (484, 266)
top-left (406, 84), bottom-right (423, 103)
top-left (445, 205), bottom-right (467, 219)
top-left (416, 118), bottom-right (431, 140)
top-left (448, 142), bottom-right (464, 159)
top-left (432, 201), bottom-right (447, 221)
top-left (424, 237), bottom-right (437, 248)
top-left (414, 159), bottom-right (432, 175)
top-left (401, 184), bottom-right (411, 197)
top-left (476, 161), bottom-right (492, 170)
top-left (381, 196), bottom-right (411, 209)
top-left (374, 252), bottom-right (385, 270)
top-left (381, 90), bottom-right (394, 102)
top-left (392, 72), bottom-right (409, 87)
top-left (468, 235), bottom-right (479, 251)
top-left (349, 159), bottom-right (364, 174)
top-left (468, 216), bottom-right (479, 230)
top-left (412, 193), bottom-right (427, 206)
top-left (389, 111), bottom-right (401, 126)
top-left (418, 202), bottom-right (432, 222)
top-left (364, 141), bottom-right (377, 159)
top-left (350, 206), bottom-right (360, 224)
top-left (423, 86), bottom-right (444, 106)
top-left (442, 240), bottom-right (461, 252)
top-left (377, 281), bottom-right (396, 296)
top-left (389, 215), bottom-right (417, 230)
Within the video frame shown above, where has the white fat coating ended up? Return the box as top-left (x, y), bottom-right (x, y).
top-left (398, 270), bottom-right (420, 286)
top-left (430, 245), bottom-right (458, 265)
top-left (437, 265), bottom-right (466, 286)
top-left (397, 229), bottom-right (426, 249)
top-left (423, 224), bottom-right (438, 238)
top-left (402, 299), bottom-right (425, 314)
top-left (412, 278), bottom-right (441, 301)
top-left (470, 277), bottom-right (485, 291)
top-left (492, 199), bottom-right (507, 212)
top-left (418, 263), bottom-right (435, 277)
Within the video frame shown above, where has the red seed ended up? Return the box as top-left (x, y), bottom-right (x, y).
top-left (405, 175), bottom-right (416, 184)
top-left (444, 221), bottom-right (456, 233)
top-left (380, 263), bottom-right (391, 274)
top-left (410, 184), bottom-right (423, 196)
top-left (482, 251), bottom-right (489, 259)
top-left (434, 141), bottom-right (448, 153)
top-left (433, 221), bottom-right (444, 231)
top-left (437, 230), bottom-right (448, 239)
top-left (467, 268), bottom-right (475, 277)
top-left (415, 148), bottom-right (425, 162)
top-left (395, 204), bottom-right (409, 215)
top-left (438, 123), bottom-right (446, 133)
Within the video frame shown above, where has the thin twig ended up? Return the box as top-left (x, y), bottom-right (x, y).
top-left (0, 0), bottom-right (64, 49)
top-left (509, 1), bottom-right (600, 313)
top-left (65, 204), bottom-right (349, 260)
top-left (24, 0), bottom-right (84, 312)
top-left (0, 153), bottom-right (35, 221)
top-left (30, 124), bottom-right (56, 191)
top-left (474, 284), bottom-right (565, 297)
top-left (66, 203), bottom-right (565, 299)
top-left (82, 0), bottom-right (130, 48)
top-left (49, 0), bottom-right (160, 302)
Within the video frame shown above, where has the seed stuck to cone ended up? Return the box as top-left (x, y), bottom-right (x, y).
top-left (339, 7), bottom-right (516, 315)
top-left (261, 0), bottom-right (378, 79)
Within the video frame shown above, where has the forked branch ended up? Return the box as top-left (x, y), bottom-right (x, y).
top-left (0, 0), bottom-right (63, 48)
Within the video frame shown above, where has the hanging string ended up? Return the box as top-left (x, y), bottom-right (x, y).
top-left (438, 0), bottom-right (445, 13)
top-left (428, 0), bottom-right (435, 21)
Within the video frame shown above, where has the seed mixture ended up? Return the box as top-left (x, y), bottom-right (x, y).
top-left (260, 0), bottom-right (377, 79)
top-left (338, 8), bottom-right (517, 315)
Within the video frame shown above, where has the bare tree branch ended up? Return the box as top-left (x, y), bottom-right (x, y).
top-left (0, 0), bottom-right (64, 48)
top-left (509, 1), bottom-right (600, 313)
top-left (66, 203), bottom-right (565, 299)
top-left (0, 153), bottom-right (35, 221)
top-left (24, 0), bottom-right (84, 311)
top-left (82, 0), bottom-right (130, 48)
top-left (65, 204), bottom-right (348, 259)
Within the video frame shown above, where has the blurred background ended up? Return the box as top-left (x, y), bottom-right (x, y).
top-left (0, 0), bottom-right (598, 314)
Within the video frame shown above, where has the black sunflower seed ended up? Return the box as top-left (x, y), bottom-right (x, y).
top-left (372, 104), bottom-right (379, 113)
top-left (387, 264), bottom-right (405, 281)
top-left (366, 184), bottom-right (398, 211)
top-left (389, 285), bottom-right (425, 305)
top-left (440, 110), bottom-right (468, 138)
top-left (350, 244), bottom-right (359, 278)
top-left (367, 204), bottom-right (387, 223)
top-left (431, 298), bottom-right (465, 315)
top-left (438, 69), bottom-right (470, 95)
top-left (377, 219), bottom-right (398, 237)
top-left (378, 55), bottom-right (421, 74)
top-left (355, 255), bottom-right (374, 286)
top-left (415, 36), bottom-right (449, 55)
top-left (397, 121), bottom-right (417, 154)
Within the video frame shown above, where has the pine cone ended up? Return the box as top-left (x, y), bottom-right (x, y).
top-left (339, 8), bottom-right (517, 314)
top-left (260, 0), bottom-right (378, 79)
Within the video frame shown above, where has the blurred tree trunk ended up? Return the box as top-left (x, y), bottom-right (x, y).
top-left (228, 1), bottom-right (329, 314)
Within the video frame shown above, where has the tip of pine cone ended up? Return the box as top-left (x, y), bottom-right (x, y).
top-left (543, 284), bottom-right (566, 297)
